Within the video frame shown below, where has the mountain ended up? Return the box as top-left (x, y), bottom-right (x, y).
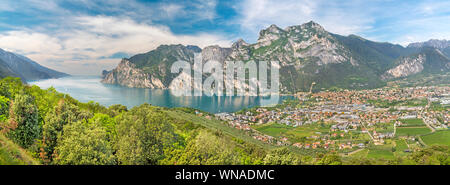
top-left (102, 44), bottom-right (200, 88)
top-left (224, 21), bottom-right (387, 92)
top-left (407, 39), bottom-right (450, 49)
top-left (0, 48), bottom-right (69, 81)
top-left (408, 39), bottom-right (450, 58)
top-left (102, 21), bottom-right (450, 93)
top-left (382, 48), bottom-right (450, 79)
top-left (0, 58), bottom-right (16, 79)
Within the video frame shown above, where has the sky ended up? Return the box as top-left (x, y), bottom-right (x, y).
top-left (0, 0), bottom-right (449, 75)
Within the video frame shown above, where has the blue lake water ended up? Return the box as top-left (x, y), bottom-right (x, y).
top-left (28, 76), bottom-right (292, 113)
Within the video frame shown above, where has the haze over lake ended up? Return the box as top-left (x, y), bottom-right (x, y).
top-left (28, 76), bottom-right (290, 113)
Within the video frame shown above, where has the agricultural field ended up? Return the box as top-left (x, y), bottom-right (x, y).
top-left (393, 139), bottom-right (411, 157)
top-left (349, 149), bottom-right (369, 158)
top-left (375, 122), bottom-right (395, 133)
top-left (421, 130), bottom-right (450, 146)
top-left (367, 145), bottom-right (395, 160)
top-left (396, 127), bottom-right (431, 136)
top-left (395, 139), bottom-right (409, 151)
top-left (398, 118), bottom-right (425, 127)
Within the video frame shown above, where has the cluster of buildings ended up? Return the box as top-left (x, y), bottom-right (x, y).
top-left (212, 86), bottom-right (449, 151)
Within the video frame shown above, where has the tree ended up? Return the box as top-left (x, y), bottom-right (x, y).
top-left (115, 104), bottom-right (178, 165)
top-left (316, 154), bottom-right (342, 165)
top-left (0, 77), bottom-right (23, 99)
top-left (0, 95), bottom-right (9, 122)
top-left (53, 121), bottom-right (116, 165)
top-left (41, 100), bottom-right (90, 162)
top-left (263, 148), bottom-right (301, 165)
top-left (107, 104), bottom-right (127, 117)
top-left (162, 130), bottom-right (241, 165)
top-left (6, 93), bottom-right (40, 148)
top-left (88, 113), bottom-right (116, 141)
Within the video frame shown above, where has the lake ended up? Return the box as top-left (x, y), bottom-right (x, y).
top-left (28, 76), bottom-right (292, 113)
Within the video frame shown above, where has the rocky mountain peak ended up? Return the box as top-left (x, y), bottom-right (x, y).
top-left (256, 24), bottom-right (286, 48)
top-left (266, 24), bottom-right (283, 33)
top-left (257, 24), bottom-right (284, 42)
top-left (201, 45), bottom-right (231, 63)
top-left (407, 39), bottom-right (450, 49)
top-left (232, 38), bottom-right (249, 49)
top-left (382, 54), bottom-right (426, 79)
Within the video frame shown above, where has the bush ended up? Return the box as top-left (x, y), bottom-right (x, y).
top-left (53, 121), bottom-right (116, 165)
top-left (6, 93), bottom-right (40, 148)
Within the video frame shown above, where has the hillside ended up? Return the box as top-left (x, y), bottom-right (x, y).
top-left (0, 133), bottom-right (39, 165)
top-left (382, 47), bottom-right (450, 79)
top-left (0, 48), bottom-right (68, 81)
top-left (0, 58), bottom-right (16, 79)
top-left (102, 45), bottom-right (200, 88)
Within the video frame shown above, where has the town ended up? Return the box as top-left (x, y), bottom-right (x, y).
top-left (210, 85), bottom-right (449, 157)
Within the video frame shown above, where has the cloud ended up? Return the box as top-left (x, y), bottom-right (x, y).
top-left (0, 15), bottom-right (231, 75)
top-left (233, 0), bottom-right (450, 46)
top-left (233, 0), bottom-right (376, 42)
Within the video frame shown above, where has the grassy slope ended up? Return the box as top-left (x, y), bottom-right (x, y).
top-left (421, 130), bottom-right (450, 146)
top-left (0, 133), bottom-right (39, 165)
top-left (165, 110), bottom-right (276, 150)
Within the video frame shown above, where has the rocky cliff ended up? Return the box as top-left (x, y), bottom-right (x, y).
top-left (383, 54), bottom-right (426, 79)
top-left (101, 59), bottom-right (165, 88)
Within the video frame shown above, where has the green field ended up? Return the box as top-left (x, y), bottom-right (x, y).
top-left (349, 149), bottom-right (369, 158)
top-left (421, 130), bottom-right (450, 146)
top-left (398, 118), bottom-right (425, 127)
top-left (367, 145), bottom-right (395, 159)
top-left (393, 139), bottom-right (411, 157)
top-left (395, 139), bottom-right (409, 151)
top-left (396, 127), bottom-right (431, 136)
top-left (376, 123), bottom-right (395, 133)
top-left (252, 122), bottom-right (330, 142)
top-left (253, 123), bottom-right (292, 137)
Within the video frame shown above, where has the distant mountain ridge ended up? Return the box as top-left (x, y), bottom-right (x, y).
top-left (0, 48), bottom-right (68, 81)
top-left (102, 21), bottom-right (450, 93)
top-left (408, 39), bottom-right (450, 49)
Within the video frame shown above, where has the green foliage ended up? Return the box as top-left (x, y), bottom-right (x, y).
top-left (316, 153), bottom-right (342, 165)
top-left (107, 104), bottom-right (127, 117)
top-left (6, 93), bottom-right (40, 148)
top-left (162, 130), bottom-right (241, 165)
top-left (42, 100), bottom-right (90, 162)
top-left (115, 104), bottom-right (178, 165)
top-left (88, 113), bottom-right (116, 141)
top-left (408, 145), bottom-right (450, 165)
top-left (53, 121), bottom-right (116, 165)
top-left (0, 95), bottom-right (9, 122)
top-left (0, 77), bottom-right (23, 99)
top-left (0, 133), bottom-right (39, 165)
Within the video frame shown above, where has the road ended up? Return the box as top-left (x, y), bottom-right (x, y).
top-left (420, 97), bottom-right (436, 133)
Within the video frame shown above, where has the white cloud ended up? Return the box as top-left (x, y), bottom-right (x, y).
top-left (234, 0), bottom-right (450, 46)
top-left (160, 3), bottom-right (185, 19)
top-left (234, 0), bottom-right (375, 42)
top-left (0, 15), bottom-right (231, 75)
